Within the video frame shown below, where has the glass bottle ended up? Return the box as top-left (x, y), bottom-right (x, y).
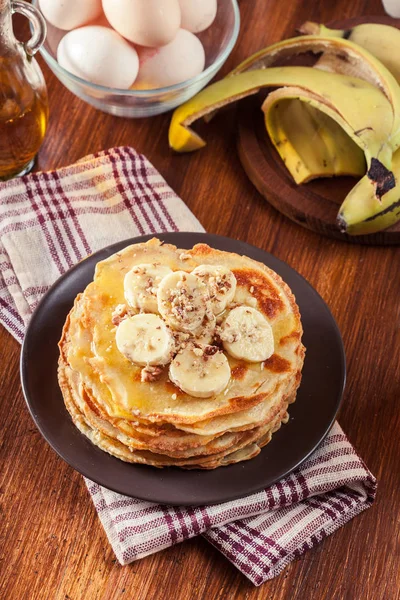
top-left (0, 0), bottom-right (48, 180)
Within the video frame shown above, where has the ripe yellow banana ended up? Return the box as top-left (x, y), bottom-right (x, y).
top-left (338, 147), bottom-right (400, 234)
top-left (299, 22), bottom-right (400, 85)
top-left (262, 94), bottom-right (365, 184)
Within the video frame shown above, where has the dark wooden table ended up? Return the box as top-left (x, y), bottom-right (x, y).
top-left (2, 1), bottom-right (400, 598)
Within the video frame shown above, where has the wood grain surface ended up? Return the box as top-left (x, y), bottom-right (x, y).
top-left (1, 1), bottom-right (400, 599)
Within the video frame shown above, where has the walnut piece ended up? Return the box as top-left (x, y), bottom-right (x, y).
top-left (141, 365), bottom-right (164, 383)
top-left (111, 304), bottom-right (128, 326)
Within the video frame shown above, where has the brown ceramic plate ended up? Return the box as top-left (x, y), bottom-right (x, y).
top-left (20, 233), bottom-right (345, 505)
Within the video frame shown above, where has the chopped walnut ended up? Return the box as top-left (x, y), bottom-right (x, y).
top-left (189, 342), bottom-right (220, 364)
top-left (204, 345), bottom-right (219, 356)
top-left (176, 332), bottom-right (190, 341)
top-left (213, 325), bottom-right (224, 345)
top-left (111, 304), bottom-right (128, 326)
top-left (141, 365), bottom-right (164, 383)
top-left (172, 330), bottom-right (191, 354)
top-left (163, 276), bottom-right (206, 328)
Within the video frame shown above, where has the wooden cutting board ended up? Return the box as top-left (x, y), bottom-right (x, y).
top-left (237, 15), bottom-right (400, 245)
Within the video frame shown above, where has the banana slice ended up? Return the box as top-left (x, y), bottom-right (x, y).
top-left (193, 311), bottom-right (217, 345)
top-left (192, 265), bottom-right (237, 315)
top-left (116, 313), bottom-right (174, 366)
top-left (221, 306), bottom-right (274, 362)
top-left (157, 270), bottom-right (208, 332)
top-left (124, 263), bottom-right (172, 313)
top-left (169, 344), bottom-right (231, 398)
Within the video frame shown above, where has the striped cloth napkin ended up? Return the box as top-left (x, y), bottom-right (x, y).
top-left (0, 146), bottom-right (377, 586)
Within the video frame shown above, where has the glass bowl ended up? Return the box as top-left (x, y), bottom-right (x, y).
top-left (32, 0), bottom-right (240, 117)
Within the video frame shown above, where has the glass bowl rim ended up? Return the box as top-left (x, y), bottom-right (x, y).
top-left (32, 0), bottom-right (240, 96)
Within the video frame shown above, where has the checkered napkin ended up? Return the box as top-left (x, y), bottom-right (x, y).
top-left (0, 146), bottom-right (377, 586)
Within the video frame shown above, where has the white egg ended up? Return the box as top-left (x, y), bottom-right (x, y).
top-left (382, 0), bottom-right (400, 17)
top-left (178, 0), bottom-right (217, 33)
top-left (57, 26), bottom-right (139, 89)
top-left (134, 29), bottom-right (205, 89)
top-left (102, 0), bottom-right (181, 47)
top-left (39, 0), bottom-right (103, 31)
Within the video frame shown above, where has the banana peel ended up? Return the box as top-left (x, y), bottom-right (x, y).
top-left (224, 35), bottom-right (400, 150)
top-left (215, 33), bottom-right (366, 185)
top-left (299, 22), bottom-right (400, 86)
top-left (169, 35), bottom-right (400, 234)
top-left (262, 93), bottom-right (366, 184)
top-left (169, 66), bottom-right (393, 168)
top-left (338, 147), bottom-right (400, 234)
top-left (226, 31), bottom-right (400, 204)
top-left (297, 25), bottom-right (400, 233)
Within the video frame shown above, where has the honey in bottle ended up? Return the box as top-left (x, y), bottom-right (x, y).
top-left (0, 0), bottom-right (48, 180)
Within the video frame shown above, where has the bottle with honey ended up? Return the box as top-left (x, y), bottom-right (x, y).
top-left (0, 0), bottom-right (48, 180)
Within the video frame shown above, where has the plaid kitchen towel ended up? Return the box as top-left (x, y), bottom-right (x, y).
top-left (0, 146), bottom-right (377, 586)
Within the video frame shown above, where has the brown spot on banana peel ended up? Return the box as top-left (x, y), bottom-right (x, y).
top-left (337, 160), bottom-right (397, 233)
top-left (354, 127), bottom-right (373, 136)
top-left (367, 157), bottom-right (396, 199)
top-left (337, 213), bottom-right (348, 233)
top-left (342, 29), bottom-right (353, 40)
top-left (337, 198), bottom-right (400, 232)
top-left (364, 197), bottom-right (400, 222)
top-left (337, 52), bottom-right (351, 63)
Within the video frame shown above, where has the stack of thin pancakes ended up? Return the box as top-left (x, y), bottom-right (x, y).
top-left (58, 239), bottom-right (305, 469)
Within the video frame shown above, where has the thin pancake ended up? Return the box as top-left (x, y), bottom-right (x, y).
top-left (60, 358), bottom-right (293, 469)
top-left (58, 238), bottom-right (305, 469)
top-left (63, 239), bottom-right (304, 424)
